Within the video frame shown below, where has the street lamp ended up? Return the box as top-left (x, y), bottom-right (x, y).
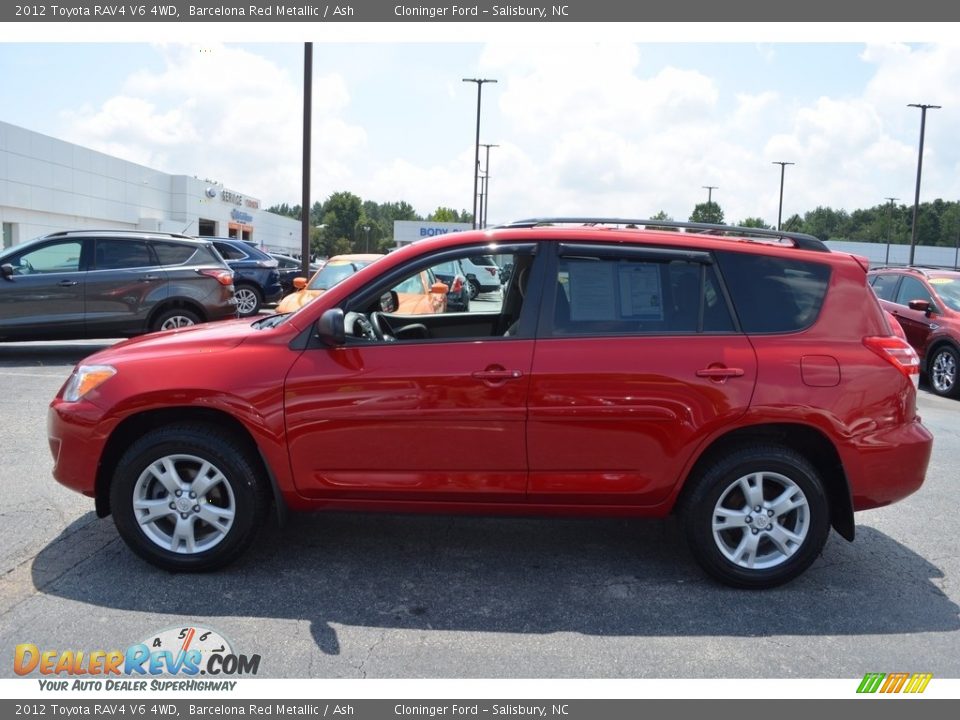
top-left (908, 103), bottom-right (941, 266)
top-left (702, 185), bottom-right (718, 204)
top-left (884, 197), bottom-right (898, 265)
top-left (772, 161), bottom-right (794, 231)
top-left (362, 224), bottom-right (371, 253)
top-left (462, 78), bottom-right (497, 229)
top-left (480, 143), bottom-right (499, 229)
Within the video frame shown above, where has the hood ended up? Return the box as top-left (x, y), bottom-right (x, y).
top-left (276, 289), bottom-right (325, 314)
top-left (85, 317), bottom-right (258, 364)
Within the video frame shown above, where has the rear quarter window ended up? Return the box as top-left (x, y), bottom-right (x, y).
top-left (715, 251), bottom-right (831, 333)
top-left (152, 241), bottom-right (199, 266)
top-left (869, 273), bottom-right (899, 301)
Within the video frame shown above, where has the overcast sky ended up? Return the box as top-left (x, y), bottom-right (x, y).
top-left (4, 26), bottom-right (960, 227)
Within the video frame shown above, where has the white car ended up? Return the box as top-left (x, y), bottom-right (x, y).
top-left (460, 255), bottom-right (502, 299)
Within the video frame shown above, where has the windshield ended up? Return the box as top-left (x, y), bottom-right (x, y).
top-left (307, 261), bottom-right (371, 291)
top-left (931, 277), bottom-right (960, 312)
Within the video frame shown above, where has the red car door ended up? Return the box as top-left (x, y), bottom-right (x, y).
top-left (526, 244), bottom-right (757, 506)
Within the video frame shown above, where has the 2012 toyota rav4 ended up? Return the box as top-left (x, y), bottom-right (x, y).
top-left (47, 218), bottom-right (933, 588)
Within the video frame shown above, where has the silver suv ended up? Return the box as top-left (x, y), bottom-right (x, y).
top-left (0, 230), bottom-right (236, 341)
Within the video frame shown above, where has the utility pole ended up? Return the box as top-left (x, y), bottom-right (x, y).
top-left (480, 143), bottom-right (499, 229)
top-left (884, 197), bottom-right (898, 265)
top-left (908, 103), bottom-right (941, 266)
top-left (772, 162), bottom-right (794, 231)
top-left (702, 185), bottom-right (718, 205)
top-left (462, 78), bottom-right (497, 229)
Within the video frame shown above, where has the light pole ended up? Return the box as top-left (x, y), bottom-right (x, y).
top-left (908, 103), bottom-right (941, 266)
top-left (772, 161), bottom-right (794, 231)
top-left (480, 143), bottom-right (499, 229)
top-left (702, 185), bottom-right (718, 205)
top-left (301, 42), bottom-right (313, 279)
top-left (362, 224), bottom-right (371, 253)
top-left (884, 197), bottom-right (898, 265)
top-left (462, 78), bottom-right (497, 229)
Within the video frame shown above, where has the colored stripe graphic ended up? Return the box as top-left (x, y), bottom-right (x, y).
top-left (857, 672), bottom-right (932, 694)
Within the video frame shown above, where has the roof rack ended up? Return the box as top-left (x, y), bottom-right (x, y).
top-left (43, 229), bottom-right (197, 240)
top-left (498, 217), bottom-right (829, 253)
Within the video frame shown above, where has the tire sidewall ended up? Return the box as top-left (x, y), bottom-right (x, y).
top-left (684, 448), bottom-right (830, 589)
top-left (110, 429), bottom-right (262, 572)
top-left (235, 284), bottom-right (262, 316)
top-left (929, 346), bottom-right (960, 398)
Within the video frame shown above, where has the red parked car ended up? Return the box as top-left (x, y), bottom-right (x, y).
top-left (48, 219), bottom-right (932, 588)
top-left (868, 266), bottom-right (960, 399)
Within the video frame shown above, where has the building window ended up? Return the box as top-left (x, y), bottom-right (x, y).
top-left (2, 223), bottom-right (12, 249)
top-left (198, 219), bottom-right (216, 237)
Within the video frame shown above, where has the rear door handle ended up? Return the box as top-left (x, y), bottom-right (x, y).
top-left (57, 279), bottom-right (79, 287)
top-left (472, 368), bottom-right (524, 385)
top-left (138, 275), bottom-right (161, 282)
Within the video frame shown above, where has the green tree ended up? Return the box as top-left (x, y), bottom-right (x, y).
top-left (647, 210), bottom-right (678, 231)
top-left (738, 217), bottom-right (771, 229)
top-left (690, 202), bottom-right (724, 225)
top-left (429, 207), bottom-right (463, 222)
top-left (321, 191), bottom-right (364, 251)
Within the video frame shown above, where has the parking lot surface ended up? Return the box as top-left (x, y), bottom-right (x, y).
top-left (1, 334), bottom-right (958, 678)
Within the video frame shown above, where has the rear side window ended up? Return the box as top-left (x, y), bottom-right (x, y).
top-left (715, 252), bottom-right (830, 333)
top-left (870, 273), bottom-right (899, 301)
top-left (214, 242), bottom-right (248, 261)
top-left (551, 252), bottom-right (734, 335)
top-left (94, 239), bottom-right (153, 270)
top-left (152, 241), bottom-right (198, 266)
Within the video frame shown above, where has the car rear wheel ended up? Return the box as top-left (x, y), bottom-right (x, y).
top-left (467, 278), bottom-right (480, 300)
top-left (234, 284), bottom-right (263, 316)
top-left (682, 445), bottom-right (830, 589)
top-left (152, 307), bottom-right (201, 332)
top-left (929, 345), bottom-right (960, 398)
top-left (110, 424), bottom-right (269, 572)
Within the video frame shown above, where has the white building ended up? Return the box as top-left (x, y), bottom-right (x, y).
top-left (0, 120), bottom-right (301, 254)
top-left (393, 220), bottom-right (472, 247)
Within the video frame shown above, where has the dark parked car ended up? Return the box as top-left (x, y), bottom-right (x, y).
top-left (269, 253), bottom-right (307, 297)
top-left (49, 218), bottom-right (931, 588)
top-left (431, 258), bottom-right (471, 312)
top-left (0, 229), bottom-right (236, 341)
top-left (210, 239), bottom-right (282, 316)
top-left (868, 265), bottom-right (960, 398)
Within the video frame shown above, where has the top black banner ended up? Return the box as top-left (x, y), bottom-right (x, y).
top-left (4, 0), bottom-right (960, 22)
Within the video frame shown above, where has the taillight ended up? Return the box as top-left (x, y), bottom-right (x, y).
top-left (863, 335), bottom-right (920, 386)
top-left (453, 277), bottom-right (463, 293)
top-left (485, 267), bottom-right (497, 277)
top-left (198, 269), bottom-right (235, 286)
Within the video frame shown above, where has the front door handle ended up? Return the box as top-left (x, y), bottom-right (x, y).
top-left (472, 367), bottom-right (524, 385)
top-left (57, 279), bottom-right (79, 287)
top-left (138, 275), bottom-right (161, 282)
top-left (696, 367), bottom-right (744, 380)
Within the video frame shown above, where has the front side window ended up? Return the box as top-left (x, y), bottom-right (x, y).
top-left (10, 240), bottom-right (83, 274)
top-left (895, 276), bottom-right (934, 308)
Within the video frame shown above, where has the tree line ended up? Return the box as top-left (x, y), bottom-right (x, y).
top-left (267, 193), bottom-right (471, 259)
top-left (269, 192), bottom-right (960, 258)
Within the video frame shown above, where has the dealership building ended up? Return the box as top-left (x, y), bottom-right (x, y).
top-left (0, 120), bottom-right (301, 254)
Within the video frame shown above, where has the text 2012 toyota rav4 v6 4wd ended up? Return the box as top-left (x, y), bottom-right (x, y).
top-left (48, 219), bottom-right (933, 588)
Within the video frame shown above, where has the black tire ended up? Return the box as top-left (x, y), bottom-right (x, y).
top-left (928, 345), bottom-right (960, 398)
top-left (467, 278), bottom-right (480, 300)
top-left (151, 307), bottom-right (201, 332)
top-left (681, 445), bottom-right (830, 589)
top-left (234, 284), bottom-right (263, 317)
top-left (110, 424), bottom-right (269, 572)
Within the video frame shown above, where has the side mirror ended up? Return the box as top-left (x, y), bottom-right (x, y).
top-left (0, 264), bottom-right (13, 281)
top-left (908, 299), bottom-right (932, 314)
top-left (316, 308), bottom-right (345, 346)
top-left (430, 281), bottom-right (449, 295)
top-left (379, 291), bottom-right (399, 313)
top-left (293, 277), bottom-right (308, 290)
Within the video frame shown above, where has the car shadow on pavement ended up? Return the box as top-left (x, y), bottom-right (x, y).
top-left (30, 511), bottom-right (959, 660)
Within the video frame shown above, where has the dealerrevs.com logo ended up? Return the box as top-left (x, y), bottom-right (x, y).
top-left (857, 673), bottom-right (933, 694)
top-left (14, 626), bottom-right (260, 691)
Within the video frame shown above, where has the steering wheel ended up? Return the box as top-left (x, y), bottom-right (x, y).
top-left (369, 312), bottom-right (396, 342)
top-left (19, 258), bottom-right (34, 275)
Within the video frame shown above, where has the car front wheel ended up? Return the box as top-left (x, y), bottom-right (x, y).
top-left (929, 345), bottom-right (960, 398)
top-left (152, 307), bottom-right (201, 332)
top-left (682, 446), bottom-right (830, 589)
top-left (110, 424), bottom-right (269, 572)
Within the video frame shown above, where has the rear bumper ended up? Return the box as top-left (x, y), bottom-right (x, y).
top-left (844, 418), bottom-right (933, 511)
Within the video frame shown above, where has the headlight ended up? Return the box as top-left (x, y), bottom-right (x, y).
top-left (62, 365), bottom-right (117, 402)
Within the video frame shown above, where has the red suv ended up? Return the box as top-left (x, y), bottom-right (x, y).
top-left (868, 266), bottom-right (960, 399)
top-left (48, 219), bottom-right (932, 588)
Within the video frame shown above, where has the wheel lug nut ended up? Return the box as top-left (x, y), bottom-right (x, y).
top-left (745, 516), bottom-right (752, 523)
top-left (754, 506), bottom-right (762, 512)
top-left (767, 509), bottom-right (774, 517)
top-left (193, 505), bottom-right (200, 512)
top-left (189, 492), bottom-right (196, 499)
top-left (175, 490), bottom-right (182, 497)
top-left (180, 513), bottom-right (188, 519)
top-left (169, 502), bottom-right (175, 510)
top-left (751, 528), bottom-right (759, 535)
